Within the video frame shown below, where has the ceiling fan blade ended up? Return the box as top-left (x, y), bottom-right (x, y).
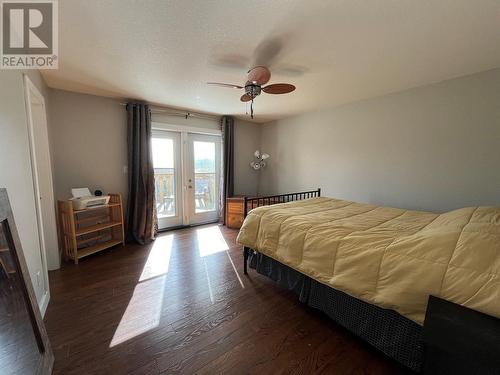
top-left (209, 53), bottom-right (250, 70)
top-left (247, 66), bottom-right (271, 85)
top-left (253, 36), bottom-right (284, 67)
top-left (240, 93), bottom-right (252, 102)
top-left (207, 82), bottom-right (243, 89)
top-left (262, 83), bottom-right (296, 94)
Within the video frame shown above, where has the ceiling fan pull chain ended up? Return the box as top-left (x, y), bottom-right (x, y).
top-left (251, 99), bottom-right (254, 119)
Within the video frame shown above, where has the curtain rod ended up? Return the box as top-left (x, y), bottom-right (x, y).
top-left (119, 102), bottom-right (220, 121)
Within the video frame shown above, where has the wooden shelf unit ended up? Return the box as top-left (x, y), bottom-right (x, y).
top-left (58, 194), bottom-right (125, 264)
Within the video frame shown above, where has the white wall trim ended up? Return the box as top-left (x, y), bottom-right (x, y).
top-left (152, 121), bottom-right (222, 135)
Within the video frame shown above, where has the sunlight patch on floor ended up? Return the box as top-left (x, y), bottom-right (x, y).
top-left (110, 234), bottom-right (173, 347)
top-left (226, 251), bottom-right (245, 289)
top-left (139, 234), bottom-right (174, 282)
top-left (202, 259), bottom-right (215, 304)
top-left (196, 225), bottom-right (245, 290)
top-left (109, 277), bottom-right (166, 347)
top-left (196, 225), bottom-right (229, 257)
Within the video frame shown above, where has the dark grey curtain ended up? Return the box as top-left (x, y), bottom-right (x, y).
top-left (221, 116), bottom-right (234, 224)
top-left (126, 103), bottom-right (156, 244)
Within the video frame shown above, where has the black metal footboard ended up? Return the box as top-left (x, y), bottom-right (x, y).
top-left (243, 188), bottom-right (321, 217)
top-left (242, 188), bottom-right (321, 275)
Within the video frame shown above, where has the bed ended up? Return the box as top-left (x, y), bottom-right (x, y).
top-left (236, 189), bottom-right (500, 371)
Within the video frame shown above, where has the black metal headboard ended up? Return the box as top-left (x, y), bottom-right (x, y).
top-left (243, 188), bottom-right (321, 217)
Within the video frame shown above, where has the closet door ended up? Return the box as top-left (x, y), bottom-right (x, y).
top-left (23, 75), bottom-right (55, 314)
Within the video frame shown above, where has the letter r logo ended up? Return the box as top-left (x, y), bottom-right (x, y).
top-left (2, 2), bottom-right (53, 54)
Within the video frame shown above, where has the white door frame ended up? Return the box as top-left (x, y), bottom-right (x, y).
top-left (152, 122), bottom-right (222, 136)
top-left (23, 75), bottom-right (56, 316)
top-left (152, 123), bottom-right (222, 229)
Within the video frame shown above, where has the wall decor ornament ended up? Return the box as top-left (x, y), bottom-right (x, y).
top-left (250, 150), bottom-right (269, 170)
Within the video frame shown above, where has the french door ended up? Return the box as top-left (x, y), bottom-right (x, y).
top-left (186, 133), bottom-right (221, 225)
top-left (152, 130), bottom-right (183, 229)
top-left (152, 130), bottom-right (221, 230)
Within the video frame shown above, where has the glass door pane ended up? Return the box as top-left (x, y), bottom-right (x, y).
top-left (187, 134), bottom-right (221, 225)
top-left (194, 141), bottom-right (216, 213)
top-left (152, 131), bottom-right (182, 229)
top-left (153, 138), bottom-right (175, 217)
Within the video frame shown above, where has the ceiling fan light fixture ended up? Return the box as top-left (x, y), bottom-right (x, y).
top-left (250, 161), bottom-right (260, 170)
top-left (207, 66), bottom-right (296, 119)
top-left (245, 83), bottom-right (261, 98)
top-left (251, 150), bottom-right (269, 170)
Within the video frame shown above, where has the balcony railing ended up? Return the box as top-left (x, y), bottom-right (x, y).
top-left (194, 173), bottom-right (216, 213)
top-left (154, 169), bottom-right (217, 217)
top-left (154, 169), bottom-right (175, 217)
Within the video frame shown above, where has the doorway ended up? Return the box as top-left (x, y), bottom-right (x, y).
top-left (152, 129), bottom-right (221, 230)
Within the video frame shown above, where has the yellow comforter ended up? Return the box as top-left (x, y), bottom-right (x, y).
top-left (236, 197), bottom-right (500, 324)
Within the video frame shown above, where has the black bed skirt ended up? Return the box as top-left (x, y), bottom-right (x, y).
top-left (249, 251), bottom-right (423, 372)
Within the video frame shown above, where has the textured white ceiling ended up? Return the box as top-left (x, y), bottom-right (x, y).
top-left (42, 0), bottom-right (500, 122)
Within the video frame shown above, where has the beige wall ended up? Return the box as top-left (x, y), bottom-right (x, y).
top-left (234, 119), bottom-right (261, 196)
top-left (49, 90), bottom-right (128, 204)
top-left (260, 69), bottom-right (500, 212)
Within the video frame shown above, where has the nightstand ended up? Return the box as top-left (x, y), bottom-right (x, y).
top-left (225, 196), bottom-right (251, 229)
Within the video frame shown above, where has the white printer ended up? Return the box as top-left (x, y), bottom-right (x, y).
top-left (70, 188), bottom-right (110, 210)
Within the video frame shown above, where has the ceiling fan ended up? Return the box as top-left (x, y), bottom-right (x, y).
top-left (207, 66), bottom-right (295, 119)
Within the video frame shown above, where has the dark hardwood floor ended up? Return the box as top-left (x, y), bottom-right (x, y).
top-left (44, 224), bottom-right (412, 374)
top-left (1, 262), bottom-right (41, 374)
